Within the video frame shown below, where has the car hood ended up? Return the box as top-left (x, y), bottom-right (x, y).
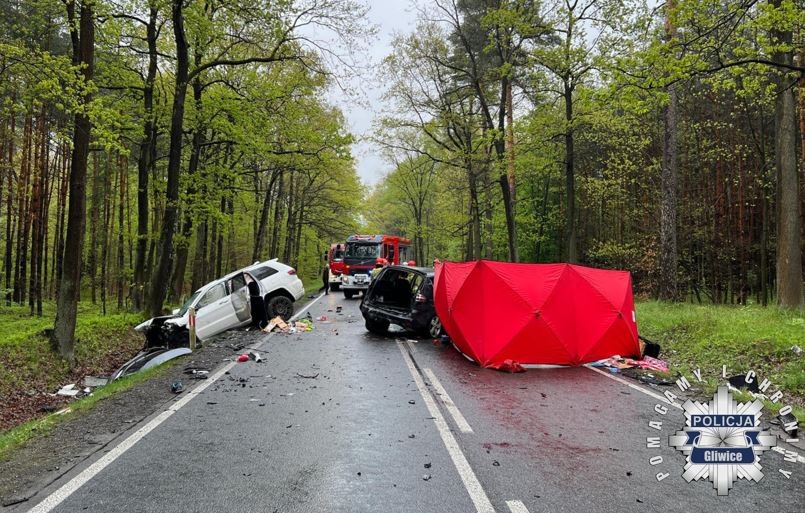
top-left (134, 314), bottom-right (188, 332)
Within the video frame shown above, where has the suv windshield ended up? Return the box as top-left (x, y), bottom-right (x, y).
top-left (177, 290), bottom-right (201, 316)
top-left (345, 243), bottom-right (380, 259)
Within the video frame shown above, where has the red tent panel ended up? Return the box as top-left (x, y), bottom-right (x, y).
top-left (434, 260), bottom-right (640, 367)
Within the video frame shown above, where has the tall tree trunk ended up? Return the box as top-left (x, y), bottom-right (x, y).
top-left (89, 152), bottom-right (99, 304)
top-left (269, 168), bottom-right (284, 258)
top-left (14, 114), bottom-right (32, 304)
top-left (253, 169), bottom-right (279, 261)
top-left (148, 0), bottom-right (189, 316)
top-left (504, 79), bottom-right (517, 262)
top-left (54, 144), bottom-right (69, 297)
top-left (53, 0), bottom-right (95, 361)
top-left (117, 154), bottom-right (126, 309)
top-left (4, 105), bottom-right (15, 306)
top-left (659, 1), bottom-right (679, 300)
top-left (771, 0), bottom-right (803, 309)
top-left (133, 3), bottom-right (159, 311)
top-left (563, 79), bottom-right (577, 262)
top-left (190, 219), bottom-right (207, 292)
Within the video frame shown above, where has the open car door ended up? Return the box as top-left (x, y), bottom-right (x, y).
top-left (195, 274), bottom-right (251, 340)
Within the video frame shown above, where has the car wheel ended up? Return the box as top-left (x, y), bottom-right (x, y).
top-left (268, 295), bottom-right (294, 320)
top-left (344, 290), bottom-right (355, 299)
top-left (365, 317), bottom-right (389, 335)
top-left (428, 315), bottom-right (444, 338)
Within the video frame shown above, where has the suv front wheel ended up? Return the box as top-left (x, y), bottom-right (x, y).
top-left (268, 295), bottom-right (294, 320)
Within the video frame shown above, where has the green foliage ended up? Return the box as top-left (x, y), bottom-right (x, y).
top-left (637, 301), bottom-right (805, 404)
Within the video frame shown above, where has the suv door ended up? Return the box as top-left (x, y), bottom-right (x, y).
top-left (227, 273), bottom-right (252, 323)
top-left (195, 283), bottom-right (231, 339)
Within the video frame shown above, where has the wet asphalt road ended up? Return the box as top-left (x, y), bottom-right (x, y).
top-left (21, 294), bottom-right (805, 513)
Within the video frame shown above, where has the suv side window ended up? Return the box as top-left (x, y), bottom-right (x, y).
top-left (228, 273), bottom-right (246, 294)
top-left (251, 266), bottom-right (278, 280)
top-left (197, 284), bottom-right (226, 309)
top-left (409, 273), bottom-right (423, 294)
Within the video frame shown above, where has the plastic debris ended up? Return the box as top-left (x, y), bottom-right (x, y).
top-left (422, 474), bottom-right (431, 481)
top-left (791, 345), bottom-right (803, 354)
top-left (249, 351), bottom-right (263, 363)
top-left (316, 315), bottom-right (328, 321)
top-left (296, 372), bottom-right (319, 379)
top-left (171, 381), bottom-right (184, 394)
top-left (56, 384), bottom-right (78, 397)
top-left (295, 319), bottom-right (314, 332)
top-left (727, 374), bottom-right (759, 393)
top-left (777, 412), bottom-right (798, 438)
top-left (237, 354), bottom-right (250, 363)
top-left (82, 376), bottom-right (109, 387)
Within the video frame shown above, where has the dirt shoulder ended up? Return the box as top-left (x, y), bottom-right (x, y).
top-left (0, 328), bottom-right (265, 508)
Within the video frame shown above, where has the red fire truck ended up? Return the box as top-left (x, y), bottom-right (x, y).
top-left (326, 243), bottom-right (346, 290)
top-left (341, 234), bottom-right (413, 299)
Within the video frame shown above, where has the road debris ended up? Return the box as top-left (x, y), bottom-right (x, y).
top-left (296, 372), bottom-right (319, 379)
top-left (248, 351), bottom-right (264, 363)
top-left (727, 374), bottom-right (760, 393)
top-left (489, 359), bottom-right (525, 373)
top-left (778, 412), bottom-right (798, 438)
top-left (82, 376), bottom-right (109, 387)
top-left (237, 354), bottom-right (250, 363)
top-left (422, 474), bottom-right (431, 481)
top-left (56, 384), bottom-right (78, 397)
top-left (171, 381), bottom-right (184, 394)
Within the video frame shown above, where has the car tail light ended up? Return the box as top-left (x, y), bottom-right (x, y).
top-left (287, 269), bottom-right (297, 275)
top-left (415, 293), bottom-right (427, 303)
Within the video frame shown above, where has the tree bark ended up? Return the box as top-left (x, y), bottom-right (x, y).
top-left (148, 0), bottom-right (189, 316)
top-left (133, 3), bottom-right (159, 311)
top-left (771, 0), bottom-right (803, 309)
top-left (504, 78), bottom-right (518, 262)
top-left (563, 78), bottom-right (577, 262)
top-left (53, 0), bottom-right (94, 361)
top-left (659, 1), bottom-right (679, 300)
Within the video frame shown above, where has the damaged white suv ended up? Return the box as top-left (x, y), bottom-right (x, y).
top-left (134, 259), bottom-right (304, 347)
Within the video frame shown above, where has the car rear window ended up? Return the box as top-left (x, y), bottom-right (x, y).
top-left (251, 266), bottom-right (278, 280)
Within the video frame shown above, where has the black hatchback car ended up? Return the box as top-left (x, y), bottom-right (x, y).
top-left (359, 265), bottom-right (444, 338)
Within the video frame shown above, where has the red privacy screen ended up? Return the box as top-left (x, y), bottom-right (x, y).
top-left (433, 260), bottom-right (640, 367)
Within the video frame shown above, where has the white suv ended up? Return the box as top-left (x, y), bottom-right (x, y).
top-left (135, 259), bottom-right (305, 346)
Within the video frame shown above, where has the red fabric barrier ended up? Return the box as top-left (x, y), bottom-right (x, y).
top-left (434, 260), bottom-right (640, 367)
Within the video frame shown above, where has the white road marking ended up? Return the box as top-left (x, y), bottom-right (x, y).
top-left (585, 364), bottom-right (682, 410)
top-left (422, 367), bottom-right (474, 433)
top-left (26, 293), bottom-right (326, 513)
top-left (397, 341), bottom-right (495, 513)
top-left (505, 500), bottom-right (530, 513)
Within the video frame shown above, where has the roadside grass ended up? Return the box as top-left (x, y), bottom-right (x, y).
top-left (0, 301), bottom-right (146, 432)
top-left (636, 301), bottom-right (805, 421)
top-left (0, 363), bottom-right (175, 462)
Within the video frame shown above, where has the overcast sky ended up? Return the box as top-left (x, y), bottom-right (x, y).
top-left (328, 0), bottom-right (417, 187)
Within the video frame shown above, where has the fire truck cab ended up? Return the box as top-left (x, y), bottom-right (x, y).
top-left (325, 243), bottom-right (346, 290)
top-left (341, 234), bottom-right (412, 299)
